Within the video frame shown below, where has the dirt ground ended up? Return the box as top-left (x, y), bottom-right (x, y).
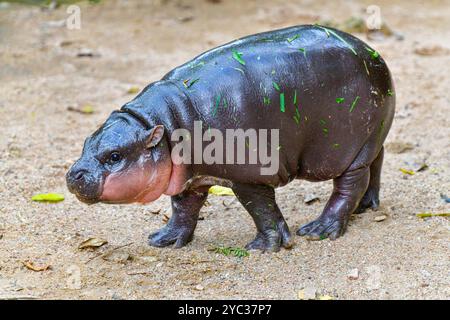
top-left (0, 0), bottom-right (449, 300)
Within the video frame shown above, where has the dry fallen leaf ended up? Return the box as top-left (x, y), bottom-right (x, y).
top-left (67, 105), bottom-right (95, 114)
top-left (416, 212), bottom-right (450, 218)
top-left (31, 193), bottom-right (65, 203)
top-left (22, 261), bottom-right (51, 272)
top-left (399, 168), bottom-right (415, 175)
top-left (203, 200), bottom-right (211, 207)
top-left (78, 238), bottom-right (108, 250)
top-left (126, 86), bottom-right (140, 94)
top-left (80, 105), bottom-right (94, 114)
top-left (149, 208), bottom-right (161, 215)
top-left (162, 214), bottom-right (170, 223)
top-left (208, 186), bottom-right (234, 196)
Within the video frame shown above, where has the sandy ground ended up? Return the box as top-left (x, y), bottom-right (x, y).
top-left (0, 0), bottom-right (449, 300)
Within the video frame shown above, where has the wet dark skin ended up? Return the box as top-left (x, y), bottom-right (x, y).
top-left (67, 25), bottom-right (395, 252)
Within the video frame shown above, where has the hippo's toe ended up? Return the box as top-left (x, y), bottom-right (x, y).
top-left (246, 225), bottom-right (293, 252)
top-left (354, 188), bottom-right (380, 214)
top-left (297, 217), bottom-right (348, 241)
top-left (148, 226), bottom-right (194, 248)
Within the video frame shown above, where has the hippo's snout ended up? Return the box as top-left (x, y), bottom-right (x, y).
top-left (66, 162), bottom-right (102, 204)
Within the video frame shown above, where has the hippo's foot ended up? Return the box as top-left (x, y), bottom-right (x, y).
top-left (148, 190), bottom-right (208, 249)
top-left (354, 188), bottom-right (380, 214)
top-left (246, 223), bottom-right (293, 252)
top-left (232, 183), bottom-right (294, 252)
top-left (148, 225), bottom-right (194, 248)
top-left (298, 166), bottom-right (371, 241)
top-left (355, 147), bottom-right (384, 214)
top-left (296, 215), bottom-right (348, 241)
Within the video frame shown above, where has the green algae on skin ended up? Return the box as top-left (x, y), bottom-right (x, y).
top-left (318, 26), bottom-right (357, 56)
top-left (212, 94), bottom-right (221, 117)
top-left (273, 81), bottom-right (280, 91)
top-left (318, 24), bottom-right (331, 37)
top-left (349, 96), bottom-right (360, 112)
top-left (332, 143), bottom-right (340, 148)
top-left (287, 34), bottom-right (300, 43)
top-left (263, 96), bottom-right (271, 105)
top-left (363, 60), bottom-right (370, 75)
top-left (387, 89), bottom-right (394, 96)
top-left (365, 47), bottom-right (380, 60)
top-left (377, 119), bottom-right (386, 143)
top-left (298, 48), bottom-right (307, 57)
top-left (336, 97), bottom-right (345, 104)
top-left (183, 78), bottom-right (200, 88)
top-left (319, 119), bottom-right (328, 136)
top-left (293, 102), bottom-right (301, 125)
top-left (280, 93), bottom-right (285, 112)
top-left (232, 49), bottom-right (246, 66)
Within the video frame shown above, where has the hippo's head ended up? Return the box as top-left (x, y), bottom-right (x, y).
top-left (66, 111), bottom-right (172, 204)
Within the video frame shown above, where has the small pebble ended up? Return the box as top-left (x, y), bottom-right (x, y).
top-left (304, 194), bottom-right (320, 205)
top-left (102, 251), bottom-right (131, 264)
top-left (420, 270), bottom-right (431, 278)
top-left (298, 286), bottom-right (316, 300)
top-left (194, 285), bottom-right (204, 291)
top-left (348, 268), bottom-right (359, 280)
top-left (374, 215), bottom-right (387, 222)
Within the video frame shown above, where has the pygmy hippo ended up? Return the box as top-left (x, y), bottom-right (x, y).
top-left (67, 25), bottom-right (395, 252)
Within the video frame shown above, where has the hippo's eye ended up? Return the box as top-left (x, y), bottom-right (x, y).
top-left (108, 152), bottom-right (121, 164)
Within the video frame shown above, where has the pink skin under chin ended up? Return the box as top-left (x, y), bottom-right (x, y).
top-left (100, 155), bottom-right (173, 204)
top-left (99, 154), bottom-right (189, 204)
top-left (164, 163), bottom-right (187, 196)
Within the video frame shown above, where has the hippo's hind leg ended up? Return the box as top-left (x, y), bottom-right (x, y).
top-left (232, 183), bottom-right (293, 252)
top-left (297, 165), bottom-right (370, 241)
top-left (355, 147), bottom-right (384, 214)
top-left (148, 189), bottom-right (208, 248)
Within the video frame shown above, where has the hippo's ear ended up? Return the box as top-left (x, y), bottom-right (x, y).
top-left (146, 125), bottom-right (165, 149)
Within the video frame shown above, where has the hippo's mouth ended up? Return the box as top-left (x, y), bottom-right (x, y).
top-left (74, 194), bottom-right (101, 205)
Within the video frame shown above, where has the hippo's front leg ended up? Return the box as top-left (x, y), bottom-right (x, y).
top-left (232, 183), bottom-right (293, 252)
top-left (148, 189), bottom-right (208, 248)
top-left (297, 166), bottom-right (370, 240)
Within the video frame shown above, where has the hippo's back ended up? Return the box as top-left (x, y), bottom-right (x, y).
top-left (162, 25), bottom-right (395, 183)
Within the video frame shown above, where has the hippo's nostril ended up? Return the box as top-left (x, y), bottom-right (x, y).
top-left (74, 170), bottom-right (85, 181)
